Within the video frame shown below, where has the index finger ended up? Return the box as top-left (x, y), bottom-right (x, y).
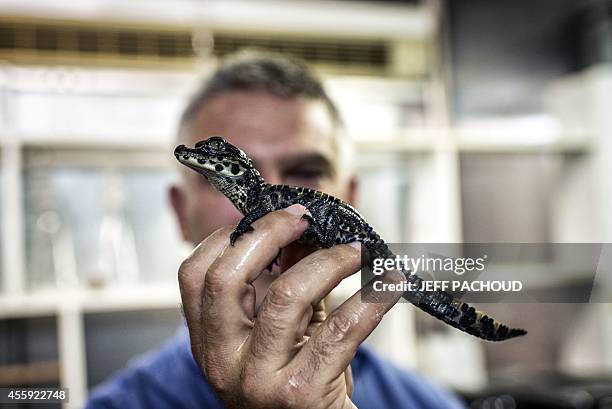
top-left (178, 227), bottom-right (232, 365)
top-left (180, 204), bottom-right (310, 362)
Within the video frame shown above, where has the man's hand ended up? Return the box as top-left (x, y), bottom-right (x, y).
top-left (178, 204), bottom-right (404, 409)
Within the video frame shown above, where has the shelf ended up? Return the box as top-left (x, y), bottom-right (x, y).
top-left (356, 136), bottom-right (591, 155)
top-left (457, 139), bottom-right (590, 154)
top-left (0, 361), bottom-right (60, 386)
top-left (20, 136), bottom-right (173, 152)
top-left (0, 284), bottom-right (181, 319)
top-left (4, 133), bottom-right (591, 155)
top-left (355, 138), bottom-right (436, 153)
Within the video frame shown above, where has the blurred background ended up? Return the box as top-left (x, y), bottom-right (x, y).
top-left (0, 0), bottom-right (611, 408)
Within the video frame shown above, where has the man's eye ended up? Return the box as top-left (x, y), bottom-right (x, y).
top-left (283, 168), bottom-right (327, 187)
top-left (288, 169), bottom-right (323, 179)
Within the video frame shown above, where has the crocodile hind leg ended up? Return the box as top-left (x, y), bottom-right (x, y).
top-left (265, 248), bottom-right (282, 272)
top-left (301, 202), bottom-right (339, 248)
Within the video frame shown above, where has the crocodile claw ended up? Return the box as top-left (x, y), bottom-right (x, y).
top-left (230, 225), bottom-right (254, 246)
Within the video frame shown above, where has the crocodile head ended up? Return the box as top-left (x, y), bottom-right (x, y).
top-left (174, 136), bottom-right (264, 213)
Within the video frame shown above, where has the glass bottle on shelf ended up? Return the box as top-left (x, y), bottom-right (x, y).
top-left (25, 169), bottom-right (78, 289)
top-left (95, 170), bottom-right (139, 287)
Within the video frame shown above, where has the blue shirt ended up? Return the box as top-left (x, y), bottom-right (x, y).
top-left (86, 328), bottom-right (465, 409)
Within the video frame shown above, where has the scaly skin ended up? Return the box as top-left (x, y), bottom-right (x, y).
top-left (175, 136), bottom-right (527, 342)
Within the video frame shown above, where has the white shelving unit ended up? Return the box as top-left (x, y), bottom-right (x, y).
top-left (0, 65), bottom-right (192, 407)
top-left (0, 1), bottom-right (607, 407)
top-left (0, 67), bottom-right (599, 408)
top-left (544, 64), bottom-right (612, 373)
top-left (0, 61), bottom-right (440, 407)
top-left (0, 0), bottom-right (436, 405)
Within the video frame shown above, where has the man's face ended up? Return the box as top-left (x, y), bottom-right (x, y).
top-left (170, 90), bottom-right (355, 246)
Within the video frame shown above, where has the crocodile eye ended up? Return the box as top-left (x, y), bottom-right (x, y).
top-left (205, 137), bottom-right (227, 153)
top-left (195, 140), bottom-right (207, 149)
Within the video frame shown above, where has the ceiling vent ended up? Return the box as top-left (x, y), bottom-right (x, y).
top-left (213, 34), bottom-right (388, 68)
top-left (0, 18), bottom-right (195, 67)
top-left (0, 16), bottom-right (424, 76)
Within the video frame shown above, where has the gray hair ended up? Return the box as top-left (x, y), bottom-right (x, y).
top-left (179, 50), bottom-right (343, 131)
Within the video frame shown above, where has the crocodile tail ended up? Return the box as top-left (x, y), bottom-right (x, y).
top-left (404, 276), bottom-right (527, 341)
top-left (363, 241), bottom-right (527, 342)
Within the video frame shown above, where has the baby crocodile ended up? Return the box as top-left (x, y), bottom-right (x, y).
top-left (175, 136), bottom-right (526, 342)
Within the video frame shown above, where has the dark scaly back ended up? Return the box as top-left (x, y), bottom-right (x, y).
top-left (266, 188), bottom-right (526, 341)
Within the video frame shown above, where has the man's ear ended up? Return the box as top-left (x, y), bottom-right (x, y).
top-left (169, 184), bottom-right (190, 242)
top-left (347, 176), bottom-right (358, 206)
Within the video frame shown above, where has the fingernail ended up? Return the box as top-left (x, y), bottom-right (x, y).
top-left (348, 241), bottom-right (361, 250)
top-left (282, 203), bottom-right (306, 216)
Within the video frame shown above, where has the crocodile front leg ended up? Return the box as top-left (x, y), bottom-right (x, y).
top-left (230, 206), bottom-right (272, 246)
